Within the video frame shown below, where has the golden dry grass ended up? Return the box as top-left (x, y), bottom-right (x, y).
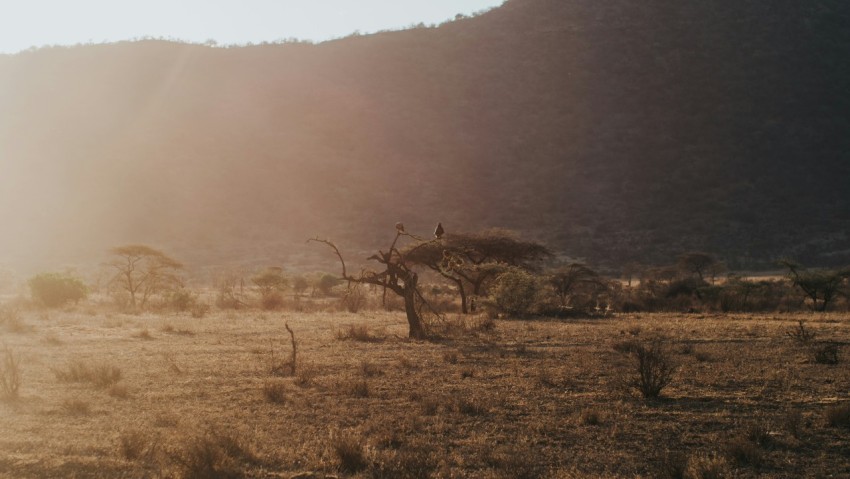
top-left (0, 308), bottom-right (848, 478)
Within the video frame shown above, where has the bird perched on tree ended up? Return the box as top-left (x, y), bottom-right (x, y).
top-left (395, 222), bottom-right (405, 233)
top-left (434, 222), bottom-right (445, 239)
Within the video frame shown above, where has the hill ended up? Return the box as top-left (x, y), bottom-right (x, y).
top-left (1, 0), bottom-right (849, 275)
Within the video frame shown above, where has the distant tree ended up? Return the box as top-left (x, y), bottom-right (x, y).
top-left (549, 263), bottom-right (603, 308)
top-left (622, 261), bottom-right (643, 287)
top-left (314, 273), bottom-right (343, 297)
top-left (252, 267), bottom-right (288, 310)
top-left (28, 272), bottom-right (87, 307)
top-left (404, 229), bottom-right (551, 313)
top-left (310, 226), bottom-right (442, 339)
top-left (292, 275), bottom-right (309, 298)
top-left (677, 252), bottom-right (720, 282)
top-left (107, 245), bottom-right (182, 310)
top-left (779, 260), bottom-right (850, 312)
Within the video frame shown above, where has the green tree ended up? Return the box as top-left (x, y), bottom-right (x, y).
top-left (107, 245), bottom-right (183, 310)
top-left (490, 267), bottom-right (540, 317)
top-left (28, 272), bottom-right (87, 307)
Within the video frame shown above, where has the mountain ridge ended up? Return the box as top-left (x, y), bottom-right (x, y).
top-left (1, 0), bottom-right (849, 275)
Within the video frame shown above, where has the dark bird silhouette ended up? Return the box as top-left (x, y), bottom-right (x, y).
top-left (434, 222), bottom-right (444, 239)
top-left (395, 222), bottom-right (405, 233)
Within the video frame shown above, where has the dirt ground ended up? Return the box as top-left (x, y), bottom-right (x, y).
top-left (0, 307), bottom-right (848, 478)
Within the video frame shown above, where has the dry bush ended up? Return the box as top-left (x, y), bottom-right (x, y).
top-left (108, 384), bottom-right (130, 399)
top-left (262, 380), bottom-right (287, 404)
top-left (369, 446), bottom-right (436, 479)
top-left (336, 324), bottom-right (382, 342)
top-left (330, 431), bottom-right (368, 474)
top-left (360, 360), bottom-right (383, 378)
top-left (812, 342), bottom-right (840, 364)
top-left (341, 286), bottom-right (367, 313)
top-left (1, 307), bottom-right (29, 333)
top-left (170, 430), bottom-right (258, 479)
top-left (117, 429), bottom-right (158, 461)
top-left (61, 398), bottom-right (91, 416)
top-left (135, 329), bottom-right (154, 340)
top-left (683, 453), bottom-right (730, 479)
top-left (443, 350), bottom-right (459, 364)
top-left (53, 359), bottom-right (122, 388)
top-left (1, 347), bottom-right (22, 399)
top-left (786, 320), bottom-right (816, 343)
top-left (826, 402), bottom-right (850, 428)
top-left (617, 338), bottom-right (677, 398)
top-left (293, 363), bottom-right (317, 388)
top-left (722, 435), bottom-right (764, 467)
top-left (345, 379), bottom-right (370, 398)
top-left (782, 409), bottom-right (803, 438)
top-left (579, 408), bottom-right (603, 426)
top-left (485, 443), bottom-right (547, 479)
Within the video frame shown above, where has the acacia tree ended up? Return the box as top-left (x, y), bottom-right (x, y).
top-left (677, 252), bottom-right (720, 282)
top-left (310, 227), bottom-right (440, 339)
top-left (404, 230), bottom-right (551, 313)
top-left (107, 245), bottom-right (183, 310)
top-left (780, 260), bottom-right (849, 312)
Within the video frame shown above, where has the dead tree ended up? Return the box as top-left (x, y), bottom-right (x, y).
top-left (309, 227), bottom-right (440, 339)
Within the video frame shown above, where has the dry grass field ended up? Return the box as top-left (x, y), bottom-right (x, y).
top-left (1, 306), bottom-right (849, 478)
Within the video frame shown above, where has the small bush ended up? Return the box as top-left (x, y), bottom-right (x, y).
top-left (347, 379), bottom-right (370, 398)
top-left (812, 343), bottom-right (840, 364)
top-left (53, 360), bottom-right (122, 388)
top-left (61, 398), bottom-right (91, 416)
top-left (118, 429), bottom-right (158, 461)
top-left (342, 286), bottom-right (367, 313)
top-left (684, 453), bottom-right (730, 479)
top-left (262, 381), bottom-right (287, 404)
top-left (336, 324), bottom-right (381, 342)
top-left (28, 272), bottom-right (87, 308)
top-left (331, 431), bottom-right (368, 474)
top-left (580, 408), bottom-right (603, 426)
top-left (170, 431), bottom-right (257, 479)
top-left (723, 436), bottom-right (763, 467)
top-left (826, 403), bottom-right (850, 428)
top-left (618, 338), bottom-right (677, 398)
top-left (0, 348), bottom-right (22, 399)
top-left (786, 320), bottom-right (816, 343)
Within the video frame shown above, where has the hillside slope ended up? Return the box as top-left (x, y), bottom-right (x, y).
top-left (1, 0), bottom-right (849, 273)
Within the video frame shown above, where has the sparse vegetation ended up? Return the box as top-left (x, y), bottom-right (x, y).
top-left (53, 359), bottom-right (122, 388)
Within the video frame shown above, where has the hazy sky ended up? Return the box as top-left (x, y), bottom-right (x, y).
top-left (0, 0), bottom-right (504, 54)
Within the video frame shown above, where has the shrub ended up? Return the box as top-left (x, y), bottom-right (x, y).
top-left (813, 343), bottom-right (840, 364)
top-left (331, 431), bottom-right (368, 473)
top-left (170, 431), bottom-right (257, 479)
top-left (262, 380), bottom-right (287, 404)
top-left (28, 272), bottom-right (87, 308)
top-left (826, 403), bottom-right (850, 428)
top-left (336, 324), bottom-right (382, 342)
top-left (118, 429), bottom-right (158, 461)
top-left (489, 268), bottom-right (540, 317)
top-left (0, 347), bottom-right (22, 399)
top-left (53, 360), bottom-right (122, 388)
top-left (618, 338), bottom-right (677, 398)
top-left (786, 320), bottom-right (816, 344)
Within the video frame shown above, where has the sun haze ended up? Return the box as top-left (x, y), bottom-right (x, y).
top-left (0, 0), bottom-right (504, 54)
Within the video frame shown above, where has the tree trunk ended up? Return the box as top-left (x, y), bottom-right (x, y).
top-left (403, 274), bottom-right (425, 339)
top-left (456, 280), bottom-right (468, 314)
